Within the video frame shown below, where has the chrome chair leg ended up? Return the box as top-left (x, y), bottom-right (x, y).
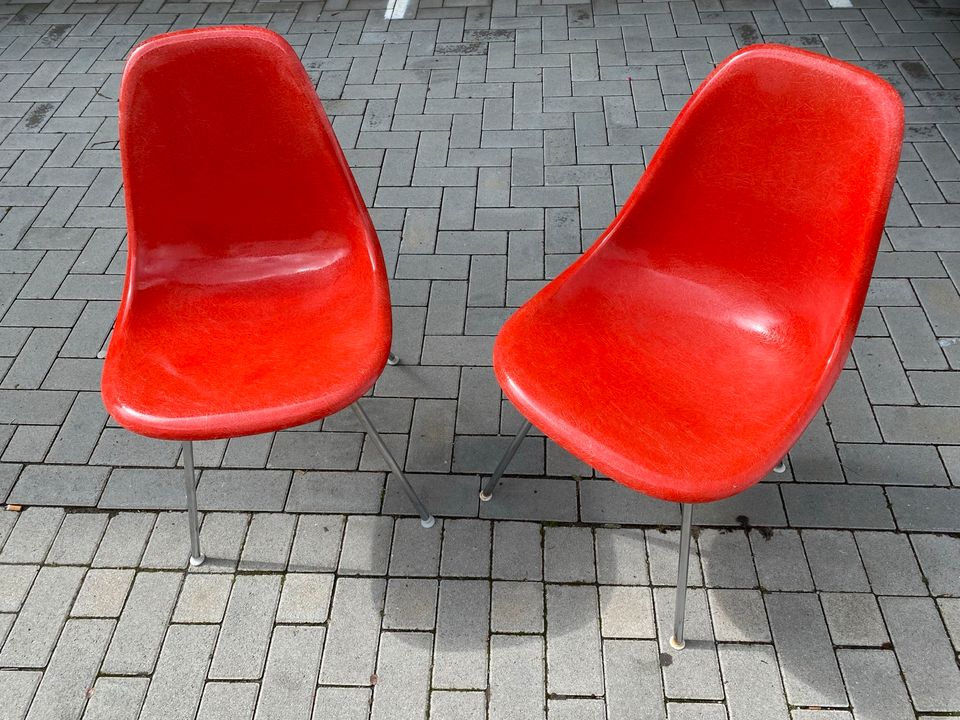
top-left (773, 456), bottom-right (787, 473)
top-left (351, 401), bottom-right (435, 528)
top-left (387, 352), bottom-right (400, 366)
top-left (670, 502), bottom-right (694, 650)
top-left (181, 441), bottom-right (205, 567)
top-left (479, 419), bottom-right (533, 502)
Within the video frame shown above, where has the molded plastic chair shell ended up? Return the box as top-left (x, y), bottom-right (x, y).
top-left (493, 44), bottom-right (904, 505)
top-left (102, 26), bottom-right (391, 441)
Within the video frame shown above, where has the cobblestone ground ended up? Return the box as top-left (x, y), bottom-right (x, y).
top-left (0, 0), bottom-right (958, 718)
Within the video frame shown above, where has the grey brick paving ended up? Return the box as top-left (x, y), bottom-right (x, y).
top-left (0, 0), bottom-right (958, 717)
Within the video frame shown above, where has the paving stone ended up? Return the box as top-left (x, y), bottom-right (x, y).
top-left (91, 512), bottom-right (155, 567)
top-left (71, 568), bottom-right (133, 618)
top-left (338, 514), bottom-right (393, 575)
top-left (492, 520), bottom-right (542, 580)
top-left (140, 624), bottom-right (218, 720)
top-left (698, 530), bottom-right (757, 589)
top-left (886, 486), bottom-right (960, 532)
top-left (371, 631), bottom-right (433, 720)
top-left (0, 669), bottom-right (41, 720)
top-left (439, 518), bottom-right (490, 577)
top-left (654, 587), bottom-right (723, 700)
top-left (140, 512), bottom-right (193, 569)
top-left (837, 649), bottom-right (914, 720)
top-left (102, 570), bottom-right (180, 675)
top-left (255, 625), bottom-right (325, 720)
top-left (209, 574), bottom-right (281, 681)
top-left (0, 565), bottom-right (84, 668)
top-left (749, 529), bottom-right (813, 591)
top-left (45, 511), bottom-right (107, 565)
top-left (288, 514), bottom-right (345, 573)
top-left (668, 703), bottom-right (728, 720)
top-left (911, 533), bottom-right (960, 596)
top-left (707, 589), bottom-right (771, 643)
top-left (480, 475), bottom-right (578, 522)
top-left (285, 470), bottom-right (384, 513)
top-left (196, 682), bottom-right (259, 720)
top-left (383, 577), bottom-right (437, 631)
top-left (855, 531), bottom-right (926, 595)
top-left (599, 585), bottom-right (655, 639)
top-left (25, 618), bottom-right (113, 720)
top-left (490, 579), bottom-right (544, 634)
top-left (595, 527), bottom-right (648, 585)
top-left (197, 470), bottom-right (290, 512)
top-left (801, 530), bottom-right (870, 592)
top-left (647, 529), bottom-right (704, 588)
top-left (389, 516), bottom-right (442, 576)
top-left (8, 464), bottom-right (108, 507)
top-left (580, 479), bottom-right (680, 525)
top-left (782, 485), bottom-right (895, 529)
top-left (238, 513), bottom-right (296, 572)
top-left (765, 592), bottom-right (847, 707)
top-left (838, 443), bottom-right (949, 486)
top-left (543, 526), bottom-right (595, 582)
top-left (81, 677), bottom-right (150, 720)
top-left (172, 574), bottom-right (233, 624)
top-left (313, 687), bottom-right (373, 720)
top-left (0, 506), bottom-right (63, 563)
top-left (603, 639), bottom-right (665, 720)
top-left (879, 596), bottom-right (960, 711)
top-left (546, 584), bottom-right (603, 696)
top-left (319, 576), bottom-right (386, 686)
top-left (489, 633), bottom-right (545, 719)
top-left (195, 512), bottom-right (249, 574)
top-left (820, 593), bottom-right (889, 647)
top-left (433, 578), bottom-right (490, 690)
top-left (276, 572), bottom-right (334, 624)
top-left (0, 564), bottom-right (37, 613)
top-left (551, 698), bottom-right (607, 720)
top-left (718, 644), bottom-right (789, 720)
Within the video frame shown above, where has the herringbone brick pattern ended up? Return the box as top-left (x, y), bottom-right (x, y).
top-left (0, 0), bottom-right (957, 718)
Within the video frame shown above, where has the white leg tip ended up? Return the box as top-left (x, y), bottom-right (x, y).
top-left (189, 554), bottom-right (206, 567)
top-left (669, 635), bottom-right (685, 651)
top-left (387, 354), bottom-right (400, 366)
top-left (773, 462), bottom-right (786, 474)
top-left (479, 490), bottom-right (493, 502)
top-left (420, 515), bottom-right (436, 529)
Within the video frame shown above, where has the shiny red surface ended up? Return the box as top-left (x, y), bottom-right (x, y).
top-left (102, 26), bottom-right (391, 440)
top-left (494, 45), bottom-right (904, 504)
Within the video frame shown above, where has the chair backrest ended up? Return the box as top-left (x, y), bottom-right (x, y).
top-left (608, 44), bottom-right (903, 355)
top-left (118, 26), bottom-right (378, 290)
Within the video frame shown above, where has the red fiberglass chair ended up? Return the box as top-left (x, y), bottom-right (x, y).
top-left (102, 27), bottom-right (434, 566)
top-left (480, 45), bottom-right (903, 649)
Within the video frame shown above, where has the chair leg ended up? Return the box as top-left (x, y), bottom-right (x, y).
top-left (479, 419), bottom-right (533, 502)
top-left (670, 502), bottom-right (694, 650)
top-left (351, 401), bottom-right (435, 528)
top-left (773, 456), bottom-right (787, 473)
top-left (387, 352), bottom-right (400, 366)
top-left (181, 441), bottom-right (205, 567)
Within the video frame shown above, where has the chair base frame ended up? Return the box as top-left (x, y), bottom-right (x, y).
top-left (180, 395), bottom-right (434, 566)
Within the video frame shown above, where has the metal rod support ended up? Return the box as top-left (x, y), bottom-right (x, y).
top-left (387, 352), bottom-right (400, 366)
top-left (182, 441), bottom-right (205, 567)
top-left (351, 401), bottom-right (435, 528)
top-left (480, 419), bottom-right (533, 502)
top-left (670, 502), bottom-right (693, 650)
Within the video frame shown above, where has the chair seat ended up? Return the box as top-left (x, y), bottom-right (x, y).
top-left (494, 258), bottom-right (831, 504)
top-left (102, 262), bottom-right (391, 441)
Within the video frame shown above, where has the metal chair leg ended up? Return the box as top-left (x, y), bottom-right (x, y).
top-left (351, 401), bottom-right (435, 528)
top-left (181, 441), bottom-right (205, 567)
top-left (479, 419), bottom-right (533, 502)
top-left (773, 456), bottom-right (787, 473)
top-left (670, 502), bottom-right (693, 650)
top-left (387, 352), bottom-right (400, 366)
